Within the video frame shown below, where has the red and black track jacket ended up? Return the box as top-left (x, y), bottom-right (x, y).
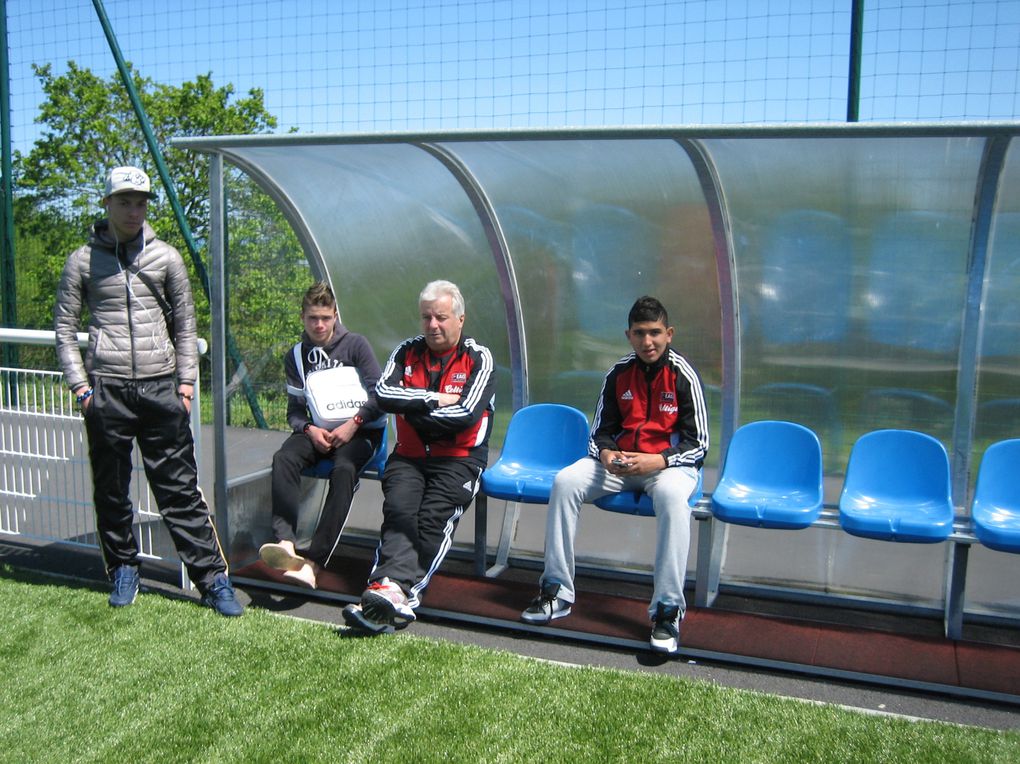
top-left (375, 334), bottom-right (495, 465)
top-left (589, 347), bottom-right (709, 469)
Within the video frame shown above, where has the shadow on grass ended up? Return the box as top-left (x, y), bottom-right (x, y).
top-left (243, 586), bottom-right (320, 612)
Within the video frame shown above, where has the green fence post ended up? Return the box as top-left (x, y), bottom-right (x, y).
top-left (0, 0), bottom-right (19, 368)
top-left (92, 0), bottom-right (266, 427)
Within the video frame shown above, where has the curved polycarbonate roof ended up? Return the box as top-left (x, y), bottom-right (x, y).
top-left (178, 124), bottom-right (1020, 480)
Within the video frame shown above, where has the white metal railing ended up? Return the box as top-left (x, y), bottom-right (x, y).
top-left (1, 328), bottom-right (205, 588)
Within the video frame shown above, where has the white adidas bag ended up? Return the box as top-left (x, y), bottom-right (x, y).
top-left (304, 365), bottom-right (369, 429)
top-left (294, 342), bottom-right (369, 429)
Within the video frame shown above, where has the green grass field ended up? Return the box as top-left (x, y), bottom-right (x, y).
top-left (0, 566), bottom-right (1017, 763)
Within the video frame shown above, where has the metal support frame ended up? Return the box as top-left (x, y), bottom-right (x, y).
top-left (846, 0), bottom-right (865, 122)
top-left (209, 154), bottom-right (231, 550)
top-left (474, 493), bottom-right (524, 579)
top-left (415, 142), bottom-right (529, 412)
top-left (944, 537), bottom-right (971, 640)
top-left (693, 514), bottom-right (726, 608)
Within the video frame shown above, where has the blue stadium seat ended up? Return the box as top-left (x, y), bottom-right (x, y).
top-left (593, 470), bottom-right (703, 516)
top-left (475, 403), bottom-right (591, 576)
top-left (971, 439), bottom-right (1020, 554)
top-left (838, 429), bottom-right (953, 543)
top-left (301, 421), bottom-right (389, 480)
top-left (710, 420), bottom-right (823, 529)
top-left (481, 403), bottom-right (591, 503)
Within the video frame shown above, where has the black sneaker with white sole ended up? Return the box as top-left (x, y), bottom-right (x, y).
top-left (342, 603), bottom-right (395, 635)
top-left (649, 602), bottom-right (682, 654)
top-left (520, 580), bottom-right (571, 624)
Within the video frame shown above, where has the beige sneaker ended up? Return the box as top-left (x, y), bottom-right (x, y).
top-left (259, 540), bottom-right (305, 571)
top-left (283, 561), bottom-right (319, 589)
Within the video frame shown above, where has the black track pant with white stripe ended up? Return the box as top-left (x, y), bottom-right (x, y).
top-left (84, 375), bottom-right (226, 590)
top-left (369, 454), bottom-right (482, 608)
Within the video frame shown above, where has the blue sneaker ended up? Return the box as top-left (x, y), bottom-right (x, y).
top-left (201, 572), bottom-right (244, 617)
top-left (109, 565), bottom-right (140, 607)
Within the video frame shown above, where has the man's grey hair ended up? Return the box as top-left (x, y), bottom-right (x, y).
top-left (419, 280), bottom-right (465, 317)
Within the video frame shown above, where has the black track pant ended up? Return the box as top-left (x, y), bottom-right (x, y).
top-left (84, 375), bottom-right (226, 590)
top-left (270, 428), bottom-right (381, 566)
top-left (369, 454), bottom-right (482, 608)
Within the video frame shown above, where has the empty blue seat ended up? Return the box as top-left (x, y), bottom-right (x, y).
top-left (593, 470), bottom-right (704, 516)
top-left (971, 439), bottom-right (1020, 554)
top-left (481, 403), bottom-right (591, 503)
top-left (838, 429), bottom-right (953, 543)
top-left (710, 421), bottom-right (823, 529)
top-left (301, 422), bottom-right (389, 480)
top-left (475, 403), bottom-right (591, 576)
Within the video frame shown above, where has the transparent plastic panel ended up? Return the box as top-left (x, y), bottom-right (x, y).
top-left (221, 144), bottom-right (511, 434)
top-left (442, 140), bottom-right (722, 446)
top-left (703, 136), bottom-right (983, 605)
top-left (975, 142), bottom-right (1020, 449)
top-left (707, 137), bottom-right (982, 468)
top-left (967, 140), bottom-right (1020, 619)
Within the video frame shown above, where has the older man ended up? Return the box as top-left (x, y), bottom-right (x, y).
top-left (343, 280), bottom-right (495, 633)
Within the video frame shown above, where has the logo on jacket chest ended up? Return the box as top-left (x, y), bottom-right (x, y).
top-left (659, 390), bottom-right (677, 414)
top-left (445, 371), bottom-right (467, 394)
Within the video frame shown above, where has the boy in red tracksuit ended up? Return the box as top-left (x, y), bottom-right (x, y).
top-left (343, 280), bottom-right (495, 633)
top-left (521, 296), bottom-right (709, 654)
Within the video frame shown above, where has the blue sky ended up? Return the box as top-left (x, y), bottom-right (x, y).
top-left (6, 0), bottom-right (1020, 155)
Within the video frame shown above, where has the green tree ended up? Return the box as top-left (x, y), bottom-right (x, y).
top-left (14, 62), bottom-right (280, 337)
top-left (17, 62), bottom-right (275, 241)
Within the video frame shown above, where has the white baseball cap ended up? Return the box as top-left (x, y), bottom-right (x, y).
top-left (103, 166), bottom-right (157, 200)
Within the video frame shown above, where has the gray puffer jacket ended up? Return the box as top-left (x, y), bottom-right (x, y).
top-left (54, 219), bottom-right (199, 391)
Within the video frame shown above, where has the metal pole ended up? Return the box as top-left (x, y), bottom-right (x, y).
top-left (210, 153), bottom-right (231, 557)
top-left (91, 0), bottom-right (209, 292)
top-left (91, 0), bottom-right (267, 428)
top-left (846, 0), bottom-right (865, 122)
top-left (0, 0), bottom-right (19, 368)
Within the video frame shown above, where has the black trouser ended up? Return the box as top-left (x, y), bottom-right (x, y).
top-left (370, 454), bottom-right (482, 608)
top-left (83, 376), bottom-right (226, 591)
top-left (270, 427), bottom-right (381, 566)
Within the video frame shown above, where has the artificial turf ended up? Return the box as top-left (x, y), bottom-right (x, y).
top-left (0, 566), bottom-right (1017, 763)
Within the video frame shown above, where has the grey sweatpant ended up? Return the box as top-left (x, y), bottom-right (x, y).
top-left (540, 456), bottom-right (700, 619)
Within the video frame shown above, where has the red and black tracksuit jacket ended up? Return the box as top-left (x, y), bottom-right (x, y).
top-left (589, 347), bottom-right (709, 468)
top-left (375, 334), bottom-right (495, 465)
